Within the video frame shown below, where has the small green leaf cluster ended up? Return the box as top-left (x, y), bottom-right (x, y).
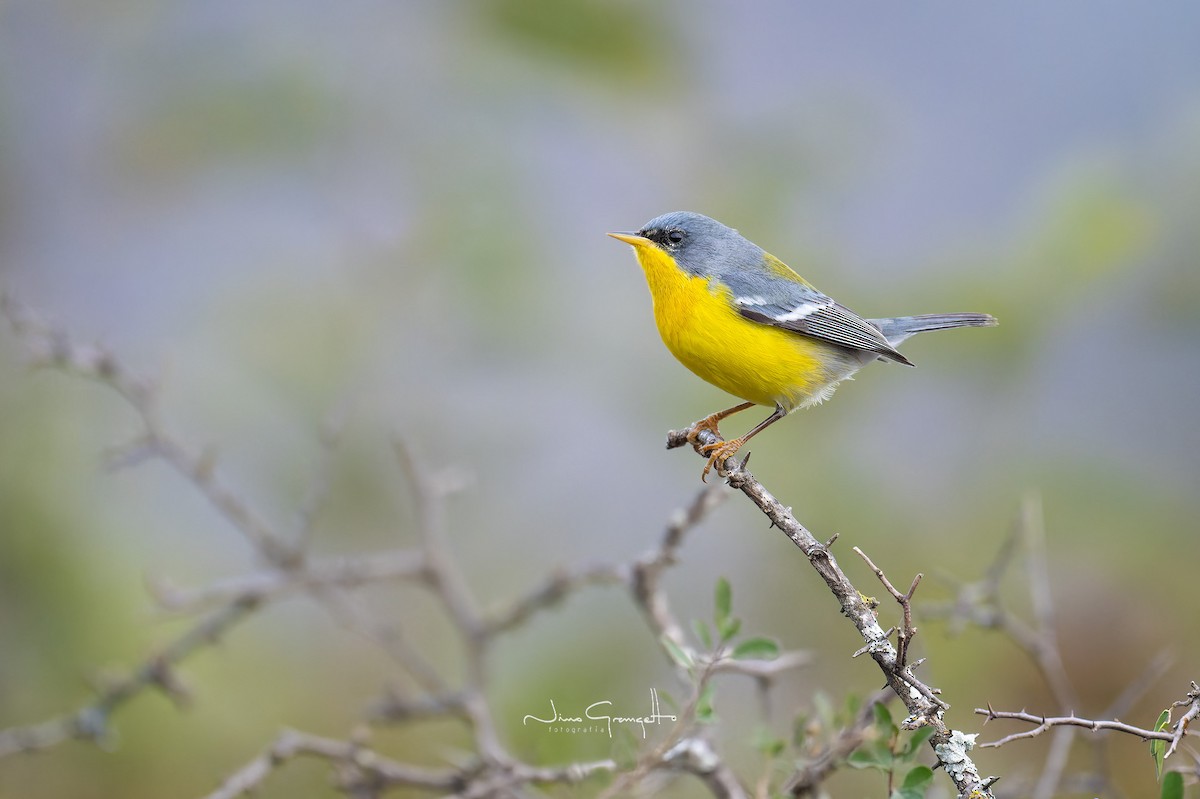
top-left (694, 577), bottom-right (781, 661)
top-left (668, 577), bottom-right (782, 673)
top-left (846, 702), bottom-right (936, 799)
top-left (663, 578), bottom-right (781, 727)
top-left (1151, 707), bottom-right (1171, 780)
top-left (1151, 707), bottom-right (1188, 799)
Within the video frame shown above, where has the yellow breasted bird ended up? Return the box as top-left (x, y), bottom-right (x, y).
top-left (609, 211), bottom-right (997, 481)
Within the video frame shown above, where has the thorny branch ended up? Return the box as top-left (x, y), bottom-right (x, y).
top-left (148, 549), bottom-right (428, 613)
top-left (923, 493), bottom-right (1196, 797)
top-left (668, 424), bottom-right (999, 799)
top-left (0, 598), bottom-right (259, 758)
top-left (1, 296), bottom-right (810, 798)
top-left (203, 727), bottom-right (616, 799)
top-left (210, 474), bottom-right (803, 799)
top-left (2, 294), bottom-right (293, 565)
top-left (976, 681), bottom-right (1199, 757)
top-left (6, 295), bottom-right (1188, 797)
top-left (853, 546), bottom-right (922, 669)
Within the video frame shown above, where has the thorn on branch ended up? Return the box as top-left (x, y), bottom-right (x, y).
top-left (145, 658), bottom-right (192, 708)
top-left (853, 547), bottom-right (921, 668)
top-left (972, 693), bottom-right (1197, 753)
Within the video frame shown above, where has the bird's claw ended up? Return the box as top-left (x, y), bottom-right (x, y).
top-left (687, 417), bottom-right (729, 481)
top-left (684, 402), bottom-right (759, 481)
top-left (686, 417), bottom-right (723, 447)
top-left (699, 440), bottom-right (742, 482)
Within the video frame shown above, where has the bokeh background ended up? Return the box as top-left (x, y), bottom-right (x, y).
top-left (2, 2), bottom-right (1198, 797)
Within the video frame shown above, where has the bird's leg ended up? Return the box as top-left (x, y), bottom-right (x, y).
top-left (699, 404), bottom-right (787, 481)
top-left (686, 401), bottom-right (755, 448)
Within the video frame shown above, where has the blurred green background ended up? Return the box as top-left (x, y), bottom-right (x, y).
top-left (1, 1), bottom-right (1198, 797)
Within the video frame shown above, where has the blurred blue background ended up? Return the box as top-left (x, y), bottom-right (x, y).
top-left (1, 2), bottom-right (1198, 797)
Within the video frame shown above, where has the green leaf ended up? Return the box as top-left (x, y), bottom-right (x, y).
top-left (846, 748), bottom-right (887, 771)
top-left (791, 713), bottom-right (811, 747)
top-left (901, 764), bottom-right (935, 789)
top-left (661, 635), bottom-right (693, 670)
top-left (717, 615), bottom-right (742, 642)
top-left (751, 727), bottom-right (786, 757)
top-left (1151, 707), bottom-right (1171, 780)
top-left (695, 683), bottom-right (716, 724)
top-left (900, 726), bottom-right (936, 757)
top-left (732, 636), bottom-right (780, 661)
top-left (872, 701), bottom-right (896, 734)
top-left (692, 618), bottom-right (713, 650)
top-left (869, 740), bottom-right (896, 769)
top-left (891, 765), bottom-right (934, 799)
top-left (714, 577), bottom-right (732, 629)
top-left (1160, 770), bottom-right (1183, 799)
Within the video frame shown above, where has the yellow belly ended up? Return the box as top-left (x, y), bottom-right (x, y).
top-left (638, 249), bottom-right (831, 410)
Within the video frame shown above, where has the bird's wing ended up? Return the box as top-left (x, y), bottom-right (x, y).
top-left (722, 269), bottom-right (912, 365)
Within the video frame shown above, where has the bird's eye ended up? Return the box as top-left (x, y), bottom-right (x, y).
top-left (667, 229), bottom-right (685, 245)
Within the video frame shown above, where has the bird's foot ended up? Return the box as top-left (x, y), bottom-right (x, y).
top-left (686, 412), bottom-right (727, 448)
top-left (698, 439), bottom-right (745, 482)
top-left (680, 402), bottom-right (757, 480)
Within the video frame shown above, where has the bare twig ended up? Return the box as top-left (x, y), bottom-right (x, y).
top-left (976, 679), bottom-right (1199, 758)
top-left (204, 726), bottom-right (617, 799)
top-left (3, 296), bottom-right (983, 798)
top-left (366, 691), bottom-right (471, 724)
top-left (393, 439), bottom-right (480, 639)
top-left (923, 495), bottom-right (1191, 799)
top-left (668, 424), bottom-right (997, 799)
top-left (2, 294), bottom-right (295, 565)
top-left (1018, 494), bottom-right (1079, 709)
top-left (390, 438), bottom-right (504, 762)
top-left (0, 310), bottom-right (771, 795)
top-left (480, 562), bottom-right (625, 639)
top-left (977, 707), bottom-right (1175, 746)
top-left (1013, 493), bottom-right (1080, 799)
top-left (662, 737), bottom-right (748, 799)
top-left (0, 597), bottom-right (259, 757)
top-left (709, 650), bottom-right (813, 679)
top-left (853, 547), bottom-right (922, 669)
top-left (148, 549), bottom-right (428, 613)
top-left (203, 729), bottom-right (461, 799)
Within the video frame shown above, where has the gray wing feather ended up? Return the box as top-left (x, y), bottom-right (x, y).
top-left (723, 272), bottom-right (911, 365)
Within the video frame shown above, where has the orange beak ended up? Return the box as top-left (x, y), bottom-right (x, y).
top-left (606, 231), bottom-right (652, 247)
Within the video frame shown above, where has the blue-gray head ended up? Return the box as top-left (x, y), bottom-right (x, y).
top-left (625, 211), bottom-right (766, 279)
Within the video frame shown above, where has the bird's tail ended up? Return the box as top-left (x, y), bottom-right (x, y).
top-left (870, 313), bottom-right (998, 348)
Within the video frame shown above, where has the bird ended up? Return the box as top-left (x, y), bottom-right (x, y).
top-left (608, 211), bottom-right (997, 481)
